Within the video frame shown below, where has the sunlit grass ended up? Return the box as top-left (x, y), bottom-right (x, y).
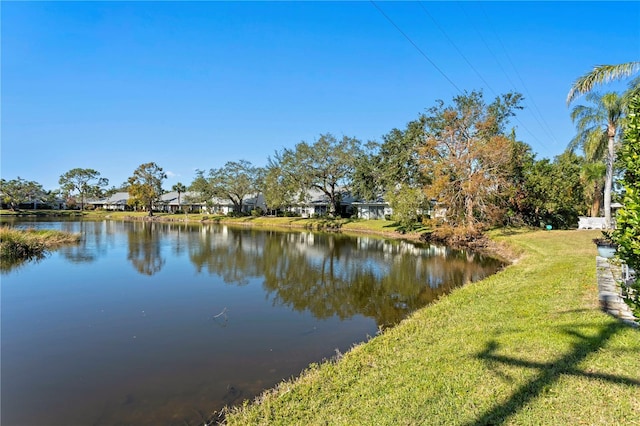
top-left (223, 229), bottom-right (640, 425)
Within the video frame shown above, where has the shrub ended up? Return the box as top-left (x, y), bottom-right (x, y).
top-left (611, 93), bottom-right (640, 316)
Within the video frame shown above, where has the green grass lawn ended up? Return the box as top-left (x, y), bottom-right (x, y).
top-left (223, 229), bottom-right (640, 425)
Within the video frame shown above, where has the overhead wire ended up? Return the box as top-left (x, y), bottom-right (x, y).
top-left (372, 0), bottom-right (559, 155)
top-left (417, 2), bottom-right (498, 98)
top-left (369, 0), bottom-right (463, 95)
top-left (478, 3), bottom-right (561, 147)
top-left (454, 1), bottom-right (555, 153)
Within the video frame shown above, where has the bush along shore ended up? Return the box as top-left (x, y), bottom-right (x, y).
top-left (220, 229), bottom-right (639, 425)
top-left (0, 227), bottom-right (80, 270)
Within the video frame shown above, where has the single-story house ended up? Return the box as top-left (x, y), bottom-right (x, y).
top-left (89, 192), bottom-right (131, 211)
top-left (351, 198), bottom-right (393, 220)
top-left (157, 191), bottom-right (205, 213)
top-left (285, 188), bottom-right (356, 218)
top-left (201, 193), bottom-right (266, 215)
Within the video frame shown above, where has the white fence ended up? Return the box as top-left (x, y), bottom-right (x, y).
top-left (578, 216), bottom-right (607, 229)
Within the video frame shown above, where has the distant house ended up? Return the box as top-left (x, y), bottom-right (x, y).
top-left (241, 193), bottom-right (266, 214)
top-left (158, 191), bottom-right (204, 213)
top-left (285, 188), bottom-right (356, 218)
top-left (198, 193), bottom-right (266, 215)
top-left (87, 190), bottom-right (266, 215)
top-left (88, 192), bottom-right (131, 211)
top-left (352, 198), bottom-right (392, 220)
top-left (205, 197), bottom-right (236, 215)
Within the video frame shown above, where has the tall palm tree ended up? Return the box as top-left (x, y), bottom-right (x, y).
top-left (172, 182), bottom-right (187, 212)
top-left (569, 92), bottom-right (625, 228)
top-left (567, 61), bottom-right (640, 105)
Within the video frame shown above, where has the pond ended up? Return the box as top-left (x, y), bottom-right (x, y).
top-left (1, 219), bottom-right (503, 425)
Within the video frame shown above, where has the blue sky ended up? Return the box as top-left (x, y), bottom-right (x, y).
top-left (2, 1), bottom-right (639, 191)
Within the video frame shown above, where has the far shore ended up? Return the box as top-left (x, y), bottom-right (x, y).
top-left (0, 209), bottom-right (518, 263)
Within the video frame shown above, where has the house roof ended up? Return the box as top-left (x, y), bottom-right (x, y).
top-left (88, 191), bottom-right (263, 207)
top-left (293, 187), bottom-right (356, 205)
top-left (88, 192), bottom-right (130, 205)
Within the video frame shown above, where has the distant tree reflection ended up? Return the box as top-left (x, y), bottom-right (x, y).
top-left (59, 221), bottom-right (102, 263)
top-left (188, 226), bottom-right (503, 328)
top-left (127, 221), bottom-right (165, 275)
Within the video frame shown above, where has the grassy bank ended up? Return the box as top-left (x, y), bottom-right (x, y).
top-left (0, 227), bottom-right (80, 267)
top-left (223, 229), bottom-right (639, 425)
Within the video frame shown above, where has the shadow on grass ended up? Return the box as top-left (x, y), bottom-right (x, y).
top-left (468, 321), bottom-right (639, 426)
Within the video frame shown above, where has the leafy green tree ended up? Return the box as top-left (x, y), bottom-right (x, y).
top-left (385, 184), bottom-right (426, 232)
top-left (419, 91), bottom-right (523, 229)
top-left (351, 141), bottom-right (383, 202)
top-left (502, 138), bottom-right (537, 226)
top-left (0, 177), bottom-right (46, 210)
top-left (580, 161), bottom-right (606, 217)
top-left (567, 61), bottom-right (640, 104)
top-left (612, 94), bottom-right (640, 290)
top-left (212, 160), bottom-right (259, 214)
top-left (352, 119), bottom-right (428, 202)
top-left (517, 152), bottom-right (586, 229)
top-left (127, 162), bottom-right (166, 216)
top-left (188, 169), bottom-right (214, 205)
top-left (272, 133), bottom-right (362, 217)
top-left (380, 118), bottom-right (427, 189)
top-left (190, 160), bottom-right (259, 214)
top-left (569, 92), bottom-right (625, 228)
top-left (262, 160), bottom-right (294, 212)
top-left (58, 168), bottom-right (108, 210)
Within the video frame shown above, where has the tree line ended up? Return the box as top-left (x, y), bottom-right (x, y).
top-left (3, 66), bottom-right (638, 231)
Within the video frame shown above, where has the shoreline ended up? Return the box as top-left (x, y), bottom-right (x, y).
top-left (1, 210), bottom-right (521, 263)
top-left (222, 229), bottom-right (639, 425)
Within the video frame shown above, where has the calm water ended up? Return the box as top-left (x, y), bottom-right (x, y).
top-left (1, 220), bottom-right (503, 425)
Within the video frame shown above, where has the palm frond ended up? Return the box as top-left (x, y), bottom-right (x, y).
top-left (566, 61), bottom-right (640, 104)
top-left (583, 131), bottom-right (607, 162)
top-left (622, 76), bottom-right (640, 106)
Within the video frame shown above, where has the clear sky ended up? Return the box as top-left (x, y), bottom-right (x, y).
top-left (2, 1), bottom-right (639, 191)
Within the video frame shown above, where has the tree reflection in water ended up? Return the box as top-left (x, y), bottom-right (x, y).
top-left (58, 220), bottom-right (113, 263)
top-left (127, 221), bottom-right (166, 276)
top-left (187, 225), bottom-right (503, 328)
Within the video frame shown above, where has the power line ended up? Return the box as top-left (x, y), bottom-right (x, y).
top-left (418, 2), bottom-right (498, 98)
top-left (372, 0), bottom-right (556, 152)
top-left (418, 1), bottom-right (548, 148)
top-left (478, 4), bottom-right (561, 147)
top-left (455, 1), bottom-right (554, 152)
top-left (370, 0), bottom-right (463, 94)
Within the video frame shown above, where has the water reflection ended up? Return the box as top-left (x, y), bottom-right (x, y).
top-left (59, 221), bottom-right (104, 263)
top-left (127, 221), bottom-right (166, 275)
top-left (1, 220), bottom-right (502, 328)
top-left (189, 225), bottom-right (260, 285)
top-left (0, 251), bottom-right (46, 272)
top-left (259, 232), bottom-right (496, 327)
top-left (1, 219), bottom-right (504, 426)
top-left (179, 224), bottom-right (501, 327)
